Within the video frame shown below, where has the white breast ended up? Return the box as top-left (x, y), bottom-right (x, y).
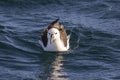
top-left (39, 35), bottom-right (70, 52)
top-left (44, 39), bottom-right (68, 52)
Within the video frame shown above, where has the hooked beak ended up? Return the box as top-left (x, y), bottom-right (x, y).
top-left (51, 34), bottom-right (53, 38)
top-left (50, 34), bottom-right (54, 44)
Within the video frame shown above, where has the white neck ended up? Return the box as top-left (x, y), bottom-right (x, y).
top-left (45, 38), bottom-right (67, 51)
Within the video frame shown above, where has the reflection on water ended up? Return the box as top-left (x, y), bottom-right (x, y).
top-left (50, 55), bottom-right (68, 80)
top-left (40, 53), bottom-right (68, 80)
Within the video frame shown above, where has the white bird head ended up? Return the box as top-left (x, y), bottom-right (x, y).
top-left (47, 28), bottom-right (60, 43)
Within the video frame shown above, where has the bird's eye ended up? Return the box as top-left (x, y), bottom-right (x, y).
top-left (55, 33), bottom-right (57, 34)
top-left (48, 33), bottom-right (50, 35)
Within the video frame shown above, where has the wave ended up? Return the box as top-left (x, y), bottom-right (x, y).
top-left (0, 0), bottom-right (63, 7)
top-left (1, 23), bottom-right (120, 54)
top-left (0, 0), bottom-right (120, 79)
top-left (0, 23), bottom-right (120, 80)
top-left (69, 26), bottom-right (120, 53)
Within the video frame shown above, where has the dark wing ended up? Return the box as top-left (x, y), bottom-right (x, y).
top-left (41, 28), bottom-right (48, 47)
top-left (59, 24), bottom-right (67, 47)
top-left (48, 19), bottom-right (59, 29)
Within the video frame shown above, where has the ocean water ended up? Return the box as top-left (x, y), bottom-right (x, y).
top-left (0, 0), bottom-right (120, 80)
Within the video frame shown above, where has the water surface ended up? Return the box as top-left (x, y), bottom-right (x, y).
top-left (0, 0), bottom-right (120, 80)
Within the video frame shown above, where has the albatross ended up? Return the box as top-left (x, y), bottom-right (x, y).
top-left (39, 19), bottom-right (70, 52)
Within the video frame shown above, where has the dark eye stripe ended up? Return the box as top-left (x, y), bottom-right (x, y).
top-left (55, 33), bottom-right (57, 34)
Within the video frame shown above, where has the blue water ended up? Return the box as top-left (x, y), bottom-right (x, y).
top-left (0, 0), bottom-right (120, 80)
